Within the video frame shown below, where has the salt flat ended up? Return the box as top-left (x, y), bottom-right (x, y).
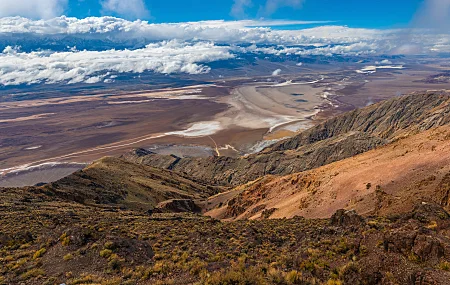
top-left (2, 64), bottom-right (448, 186)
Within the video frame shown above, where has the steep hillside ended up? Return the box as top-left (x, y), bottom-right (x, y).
top-left (124, 92), bottom-right (450, 186)
top-left (269, 91), bottom-right (450, 151)
top-left (45, 156), bottom-right (221, 212)
top-left (206, 125), bottom-right (450, 220)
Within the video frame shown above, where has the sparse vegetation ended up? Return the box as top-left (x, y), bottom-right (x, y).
top-left (32, 248), bottom-right (46, 260)
top-left (0, 187), bottom-right (449, 285)
top-left (440, 261), bottom-right (450, 271)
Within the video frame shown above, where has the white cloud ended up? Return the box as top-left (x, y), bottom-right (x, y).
top-left (0, 41), bottom-right (234, 86)
top-left (101, 0), bottom-right (150, 19)
top-left (272, 68), bottom-right (282, 76)
top-left (231, 0), bottom-right (254, 18)
top-left (0, 17), bottom-right (397, 52)
top-left (260, 0), bottom-right (305, 16)
top-left (0, 0), bottom-right (68, 19)
top-left (0, 16), bottom-right (449, 86)
top-left (0, 17), bottom-right (332, 43)
top-left (239, 41), bottom-right (383, 57)
top-left (376, 59), bottom-right (392, 65)
top-left (0, 17), bottom-right (448, 55)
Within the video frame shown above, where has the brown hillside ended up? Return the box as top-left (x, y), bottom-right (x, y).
top-left (45, 156), bottom-right (221, 212)
top-left (207, 125), bottom-right (450, 220)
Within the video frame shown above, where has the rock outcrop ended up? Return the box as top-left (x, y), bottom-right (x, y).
top-left (330, 209), bottom-right (366, 227)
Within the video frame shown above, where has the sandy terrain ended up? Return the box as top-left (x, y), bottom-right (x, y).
top-left (0, 113), bottom-right (55, 123)
top-left (197, 80), bottom-right (327, 148)
top-left (0, 86), bottom-right (209, 110)
top-left (0, 77), bottom-right (327, 171)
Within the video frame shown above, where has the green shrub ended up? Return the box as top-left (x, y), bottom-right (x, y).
top-left (104, 241), bottom-right (115, 250)
top-left (20, 268), bottom-right (45, 280)
top-left (205, 266), bottom-right (266, 285)
top-left (33, 248), bottom-right (46, 260)
top-left (63, 253), bottom-right (74, 261)
top-left (100, 249), bottom-right (113, 258)
top-left (285, 270), bottom-right (302, 284)
top-left (440, 261), bottom-right (450, 271)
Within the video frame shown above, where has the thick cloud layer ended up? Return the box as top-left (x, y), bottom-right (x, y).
top-left (0, 17), bottom-right (443, 52)
top-left (0, 17), bottom-right (339, 45)
top-left (0, 17), bottom-right (449, 86)
top-left (0, 41), bottom-right (233, 86)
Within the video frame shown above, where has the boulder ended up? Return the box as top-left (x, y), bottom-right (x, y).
top-left (331, 209), bottom-right (366, 227)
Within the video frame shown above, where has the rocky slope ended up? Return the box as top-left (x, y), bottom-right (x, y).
top-left (206, 125), bottom-right (450, 220)
top-left (45, 156), bottom-right (221, 212)
top-left (1, 184), bottom-right (450, 284)
top-left (124, 91), bottom-right (450, 187)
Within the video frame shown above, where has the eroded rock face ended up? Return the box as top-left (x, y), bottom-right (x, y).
top-left (153, 199), bottom-right (201, 213)
top-left (383, 226), bottom-right (418, 255)
top-left (125, 132), bottom-right (386, 187)
top-left (330, 209), bottom-right (366, 227)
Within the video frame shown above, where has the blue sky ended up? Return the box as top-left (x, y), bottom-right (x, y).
top-left (66, 0), bottom-right (422, 28)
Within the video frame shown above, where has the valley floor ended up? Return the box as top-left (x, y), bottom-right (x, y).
top-left (2, 65), bottom-right (450, 187)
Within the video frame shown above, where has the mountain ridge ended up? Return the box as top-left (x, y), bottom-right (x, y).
top-left (123, 91), bottom-right (450, 187)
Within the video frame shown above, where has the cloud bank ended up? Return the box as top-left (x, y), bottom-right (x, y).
top-left (0, 17), bottom-right (449, 86)
top-left (0, 17), bottom-right (390, 47)
top-left (0, 41), bottom-right (233, 86)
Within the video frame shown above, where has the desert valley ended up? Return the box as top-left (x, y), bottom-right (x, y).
top-left (1, 1), bottom-right (450, 284)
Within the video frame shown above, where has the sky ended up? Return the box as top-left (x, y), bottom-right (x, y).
top-left (0, 0), bottom-right (449, 86)
top-left (0, 0), bottom-right (426, 28)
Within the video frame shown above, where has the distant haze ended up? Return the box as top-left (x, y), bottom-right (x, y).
top-left (412, 0), bottom-right (450, 30)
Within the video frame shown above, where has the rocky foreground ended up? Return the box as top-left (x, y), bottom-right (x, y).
top-left (1, 185), bottom-right (450, 284)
